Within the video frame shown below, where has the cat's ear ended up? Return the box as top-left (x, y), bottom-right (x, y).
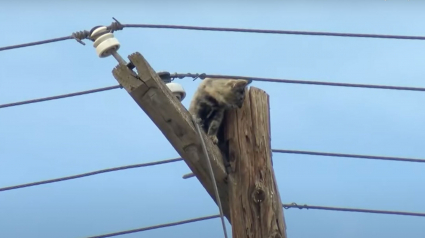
top-left (227, 79), bottom-right (249, 89)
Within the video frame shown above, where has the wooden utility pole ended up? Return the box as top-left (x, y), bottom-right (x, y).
top-left (111, 52), bottom-right (232, 221)
top-left (111, 52), bottom-right (287, 237)
top-left (223, 87), bottom-right (287, 238)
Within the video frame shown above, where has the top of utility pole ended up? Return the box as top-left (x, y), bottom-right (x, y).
top-left (111, 51), bottom-right (233, 222)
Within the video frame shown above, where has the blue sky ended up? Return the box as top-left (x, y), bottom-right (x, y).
top-left (1, 1), bottom-right (425, 237)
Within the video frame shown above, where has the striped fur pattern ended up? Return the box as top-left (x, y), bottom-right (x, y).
top-left (188, 78), bottom-right (249, 144)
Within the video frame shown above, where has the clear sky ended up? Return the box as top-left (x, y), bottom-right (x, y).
top-left (1, 1), bottom-right (425, 238)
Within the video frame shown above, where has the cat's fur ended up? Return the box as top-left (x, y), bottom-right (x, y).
top-left (188, 78), bottom-right (249, 144)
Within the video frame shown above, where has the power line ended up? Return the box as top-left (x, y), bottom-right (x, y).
top-left (283, 203), bottom-right (425, 217)
top-left (192, 115), bottom-right (229, 238)
top-left (0, 85), bottom-right (121, 109)
top-left (0, 18), bottom-right (124, 52)
top-left (0, 36), bottom-right (74, 52)
top-left (85, 214), bottom-right (220, 238)
top-left (2, 148), bottom-right (424, 193)
top-left (273, 149), bottom-right (425, 163)
top-left (0, 158), bottom-right (182, 192)
top-left (124, 24), bottom-right (425, 41)
top-left (2, 20), bottom-right (425, 53)
top-left (176, 73), bottom-right (425, 92)
top-left (3, 72), bottom-right (425, 110)
top-left (85, 203), bottom-right (425, 237)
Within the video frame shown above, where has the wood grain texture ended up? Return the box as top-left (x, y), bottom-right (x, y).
top-left (224, 87), bottom-right (287, 238)
top-left (111, 52), bottom-right (232, 222)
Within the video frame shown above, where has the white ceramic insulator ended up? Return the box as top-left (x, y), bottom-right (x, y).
top-left (166, 82), bottom-right (186, 101)
top-left (91, 26), bottom-right (121, 58)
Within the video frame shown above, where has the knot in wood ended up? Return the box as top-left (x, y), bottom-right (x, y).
top-left (252, 182), bottom-right (266, 203)
top-left (223, 175), bottom-right (229, 184)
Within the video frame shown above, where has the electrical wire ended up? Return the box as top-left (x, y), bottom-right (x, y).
top-left (191, 115), bottom-right (229, 238)
top-left (85, 203), bottom-right (425, 237)
top-left (85, 214), bottom-right (220, 238)
top-left (0, 36), bottom-right (74, 52)
top-left (0, 158), bottom-right (182, 192)
top-left (0, 18), bottom-right (123, 52)
top-left (3, 72), bottom-right (425, 110)
top-left (0, 85), bottom-right (121, 109)
top-left (3, 147), bottom-right (424, 193)
top-left (182, 148), bottom-right (425, 180)
top-left (2, 20), bottom-right (425, 52)
top-left (272, 149), bottom-right (425, 163)
top-left (123, 24), bottom-right (425, 41)
top-left (283, 203), bottom-right (425, 217)
top-left (175, 73), bottom-right (425, 92)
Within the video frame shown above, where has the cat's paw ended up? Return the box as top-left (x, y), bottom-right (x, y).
top-left (209, 135), bottom-right (218, 144)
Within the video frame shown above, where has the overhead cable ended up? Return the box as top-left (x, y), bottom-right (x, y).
top-left (174, 73), bottom-right (425, 92)
top-left (0, 85), bottom-right (121, 109)
top-left (0, 18), bottom-right (124, 52)
top-left (283, 203), bottom-right (425, 217)
top-left (84, 203), bottom-right (425, 237)
top-left (191, 115), bottom-right (228, 238)
top-left (0, 158), bottom-right (182, 192)
top-left (273, 149), bottom-right (425, 163)
top-left (2, 18), bottom-right (425, 52)
top-left (85, 215), bottom-right (220, 238)
top-left (2, 147), bottom-right (424, 193)
top-left (0, 36), bottom-right (75, 52)
top-left (3, 72), bottom-right (425, 110)
top-left (123, 23), bottom-right (425, 41)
